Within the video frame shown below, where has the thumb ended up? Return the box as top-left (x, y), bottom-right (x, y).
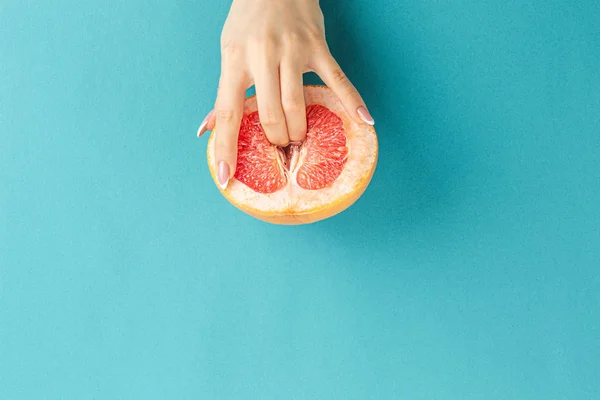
top-left (197, 109), bottom-right (217, 137)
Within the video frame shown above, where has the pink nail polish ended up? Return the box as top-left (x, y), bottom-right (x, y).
top-left (197, 110), bottom-right (214, 137)
top-left (217, 161), bottom-right (230, 189)
top-left (357, 106), bottom-right (375, 125)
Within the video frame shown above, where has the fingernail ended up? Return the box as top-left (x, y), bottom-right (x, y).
top-left (197, 110), bottom-right (214, 137)
top-left (357, 106), bottom-right (375, 125)
top-left (217, 161), bottom-right (229, 189)
top-left (289, 141), bottom-right (303, 145)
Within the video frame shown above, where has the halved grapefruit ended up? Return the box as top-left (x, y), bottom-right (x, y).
top-left (207, 85), bottom-right (378, 224)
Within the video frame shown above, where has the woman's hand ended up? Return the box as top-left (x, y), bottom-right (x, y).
top-left (197, 0), bottom-right (374, 189)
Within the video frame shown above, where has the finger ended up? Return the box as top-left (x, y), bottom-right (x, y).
top-left (253, 63), bottom-right (290, 146)
top-left (197, 109), bottom-right (216, 137)
top-left (198, 77), bottom-right (257, 137)
top-left (280, 57), bottom-right (307, 142)
top-left (312, 53), bottom-right (374, 126)
top-left (214, 73), bottom-right (246, 189)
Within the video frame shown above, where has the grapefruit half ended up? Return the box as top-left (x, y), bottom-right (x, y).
top-left (207, 85), bottom-right (378, 224)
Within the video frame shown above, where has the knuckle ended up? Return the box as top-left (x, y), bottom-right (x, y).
top-left (343, 85), bottom-right (360, 100)
top-left (306, 26), bottom-right (324, 41)
top-left (215, 133), bottom-right (238, 149)
top-left (347, 86), bottom-right (361, 99)
top-left (249, 33), bottom-right (279, 50)
top-left (216, 108), bottom-right (235, 123)
top-left (259, 109), bottom-right (282, 127)
top-left (332, 69), bottom-right (359, 96)
top-left (214, 138), bottom-right (237, 157)
top-left (307, 30), bottom-right (327, 50)
top-left (220, 40), bottom-right (243, 59)
top-left (331, 69), bottom-right (349, 85)
top-left (261, 117), bottom-right (281, 127)
top-left (282, 96), bottom-right (305, 113)
top-left (282, 32), bottom-right (301, 47)
top-left (215, 141), bottom-right (232, 150)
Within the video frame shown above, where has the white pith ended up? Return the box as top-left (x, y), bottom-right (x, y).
top-left (273, 142), bottom-right (331, 186)
top-left (207, 86), bottom-right (378, 214)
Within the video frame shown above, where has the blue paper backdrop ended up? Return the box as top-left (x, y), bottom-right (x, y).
top-left (1, 1), bottom-right (599, 398)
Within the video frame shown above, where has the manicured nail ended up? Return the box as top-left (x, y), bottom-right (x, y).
top-left (197, 110), bottom-right (214, 137)
top-left (217, 161), bottom-right (229, 189)
top-left (357, 106), bottom-right (375, 125)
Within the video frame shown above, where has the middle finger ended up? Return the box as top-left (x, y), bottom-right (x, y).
top-left (253, 61), bottom-right (290, 146)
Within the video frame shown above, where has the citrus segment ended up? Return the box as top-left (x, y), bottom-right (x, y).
top-left (234, 111), bottom-right (287, 194)
top-left (296, 104), bottom-right (348, 190)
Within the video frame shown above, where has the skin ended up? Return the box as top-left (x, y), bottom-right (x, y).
top-left (197, 0), bottom-right (374, 189)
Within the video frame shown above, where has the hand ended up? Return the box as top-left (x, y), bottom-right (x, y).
top-left (197, 0), bottom-right (374, 189)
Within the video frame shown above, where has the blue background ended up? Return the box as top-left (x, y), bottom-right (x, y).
top-left (1, 1), bottom-right (599, 398)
